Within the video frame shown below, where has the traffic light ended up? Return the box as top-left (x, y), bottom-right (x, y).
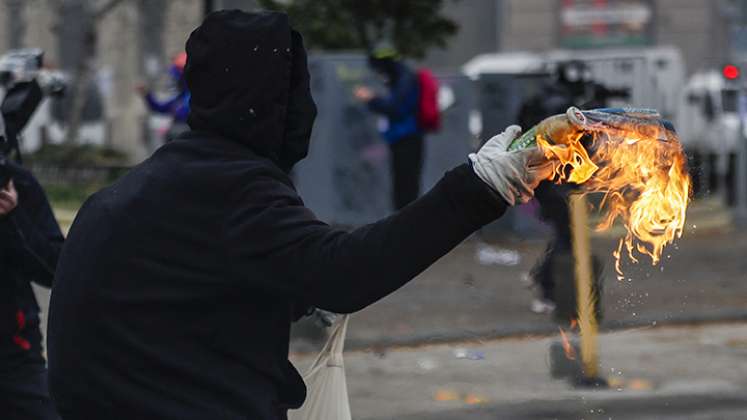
top-left (723, 64), bottom-right (740, 80)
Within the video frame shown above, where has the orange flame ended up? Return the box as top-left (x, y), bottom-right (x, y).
top-left (570, 318), bottom-right (578, 330)
top-left (537, 117), bottom-right (690, 279)
top-left (558, 326), bottom-right (576, 360)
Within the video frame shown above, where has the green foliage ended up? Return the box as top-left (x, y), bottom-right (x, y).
top-left (27, 143), bottom-right (128, 167)
top-left (26, 143), bottom-right (130, 211)
top-left (257, 0), bottom-right (459, 59)
top-left (45, 182), bottom-right (105, 212)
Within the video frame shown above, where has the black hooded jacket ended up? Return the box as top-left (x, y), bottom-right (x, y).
top-left (48, 10), bottom-right (507, 420)
top-left (0, 162), bottom-right (63, 367)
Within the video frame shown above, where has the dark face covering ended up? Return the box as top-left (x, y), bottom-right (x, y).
top-left (184, 10), bottom-right (316, 172)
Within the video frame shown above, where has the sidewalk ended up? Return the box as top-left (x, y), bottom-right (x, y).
top-left (290, 322), bottom-right (747, 419)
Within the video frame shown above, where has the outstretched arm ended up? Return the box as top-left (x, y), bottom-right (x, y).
top-left (228, 126), bottom-right (554, 313)
top-left (228, 164), bottom-right (505, 314)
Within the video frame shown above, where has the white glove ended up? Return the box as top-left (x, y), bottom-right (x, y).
top-left (469, 125), bottom-right (555, 206)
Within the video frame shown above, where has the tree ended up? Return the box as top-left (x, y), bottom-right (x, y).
top-left (256, 0), bottom-right (459, 59)
top-left (50, 0), bottom-right (129, 144)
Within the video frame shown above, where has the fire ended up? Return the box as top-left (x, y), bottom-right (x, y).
top-left (558, 325), bottom-right (576, 360)
top-left (536, 110), bottom-right (691, 278)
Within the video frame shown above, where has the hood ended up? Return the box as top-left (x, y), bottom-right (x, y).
top-left (184, 10), bottom-right (317, 172)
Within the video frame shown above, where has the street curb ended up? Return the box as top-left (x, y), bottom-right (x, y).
top-left (343, 308), bottom-right (747, 352)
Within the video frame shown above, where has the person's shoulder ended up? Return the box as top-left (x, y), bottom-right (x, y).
top-left (150, 132), bottom-right (300, 200)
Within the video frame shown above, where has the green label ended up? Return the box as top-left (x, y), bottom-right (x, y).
top-left (507, 126), bottom-right (538, 151)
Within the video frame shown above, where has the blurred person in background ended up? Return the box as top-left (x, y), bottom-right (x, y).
top-left (354, 47), bottom-right (424, 210)
top-left (137, 52), bottom-right (191, 143)
top-left (518, 60), bottom-right (625, 314)
top-left (48, 10), bottom-right (556, 420)
top-left (0, 159), bottom-right (64, 419)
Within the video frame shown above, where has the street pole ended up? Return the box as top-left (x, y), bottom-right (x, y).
top-left (569, 194), bottom-right (602, 383)
top-left (735, 87), bottom-right (747, 226)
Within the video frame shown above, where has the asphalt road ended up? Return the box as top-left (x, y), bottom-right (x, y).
top-left (289, 323), bottom-right (747, 420)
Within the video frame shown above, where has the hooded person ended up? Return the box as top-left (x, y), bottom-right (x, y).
top-left (47, 10), bottom-right (556, 420)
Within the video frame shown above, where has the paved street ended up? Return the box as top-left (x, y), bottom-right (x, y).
top-left (290, 322), bottom-right (747, 419)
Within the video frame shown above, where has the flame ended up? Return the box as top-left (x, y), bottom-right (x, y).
top-left (536, 116), bottom-right (690, 278)
top-left (558, 326), bottom-right (576, 360)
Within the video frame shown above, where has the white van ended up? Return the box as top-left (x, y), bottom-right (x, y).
top-left (464, 46), bottom-right (685, 120)
top-left (677, 70), bottom-right (740, 199)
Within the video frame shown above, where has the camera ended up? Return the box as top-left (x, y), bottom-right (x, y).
top-left (0, 48), bottom-right (66, 161)
top-left (0, 48), bottom-right (66, 96)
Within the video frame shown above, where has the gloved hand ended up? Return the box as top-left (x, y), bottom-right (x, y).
top-left (469, 125), bottom-right (555, 206)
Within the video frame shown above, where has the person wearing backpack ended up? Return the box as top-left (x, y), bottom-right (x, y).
top-left (354, 47), bottom-right (440, 210)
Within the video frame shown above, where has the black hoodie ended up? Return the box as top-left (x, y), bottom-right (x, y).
top-left (0, 161), bottom-right (63, 367)
top-left (48, 10), bottom-right (507, 420)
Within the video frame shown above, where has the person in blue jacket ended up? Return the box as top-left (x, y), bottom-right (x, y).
top-left (355, 47), bottom-right (423, 210)
top-left (138, 52), bottom-right (191, 142)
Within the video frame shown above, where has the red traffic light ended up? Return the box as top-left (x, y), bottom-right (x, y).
top-left (723, 64), bottom-right (740, 80)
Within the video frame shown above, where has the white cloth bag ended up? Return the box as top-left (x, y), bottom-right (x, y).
top-left (288, 315), bottom-right (352, 420)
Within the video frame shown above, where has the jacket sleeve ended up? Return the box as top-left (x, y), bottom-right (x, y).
top-left (5, 173), bottom-right (65, 288)
top-left (144, 92), bottom-right (178, 115)
top-left (367, 72), bottom-right (417, 120)
top-left (227, 164), bottom-right (506, 314)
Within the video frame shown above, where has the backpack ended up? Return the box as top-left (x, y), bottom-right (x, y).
top-left (416, 68), bottom-right (441, 132)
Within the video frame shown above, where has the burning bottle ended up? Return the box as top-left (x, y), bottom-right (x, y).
top-left (508, 107), bottom-right (691, 277)
top-left (508, 107), bottom-right (587, 152)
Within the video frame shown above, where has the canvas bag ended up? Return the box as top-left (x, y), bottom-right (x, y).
top-left (288, 315), bottom-right (352, 420)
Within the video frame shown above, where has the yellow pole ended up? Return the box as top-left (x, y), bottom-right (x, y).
top-left (569, 193), bottom-right (599, 379)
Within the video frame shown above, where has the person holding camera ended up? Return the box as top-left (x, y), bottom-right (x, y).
top-left (0, 160), bottom-right (64, 420)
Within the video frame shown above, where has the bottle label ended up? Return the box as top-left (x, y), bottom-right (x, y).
top-left (507, 126), bottom-right (538, 151)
